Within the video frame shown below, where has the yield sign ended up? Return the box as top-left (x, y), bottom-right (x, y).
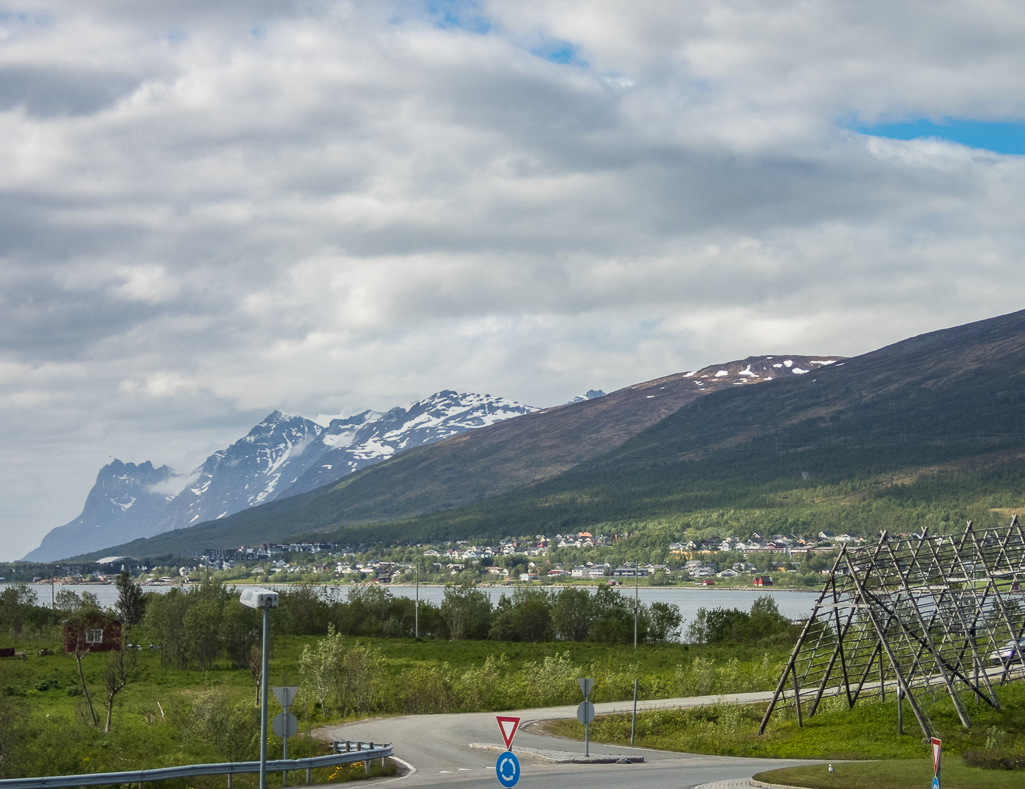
top-left (931, 737), bottom-right (942, 775)
top-left (273, 686), bottom-right (300, 708)
top-left (496, 716), bottom-right (521, 750)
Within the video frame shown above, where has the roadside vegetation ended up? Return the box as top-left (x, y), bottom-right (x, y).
top-left (546, 681), bottom-right (1025, 761)
top-left (4, 575), bottom-right (1024, 786)
top-left (0, 577), bottom-right (787, 785)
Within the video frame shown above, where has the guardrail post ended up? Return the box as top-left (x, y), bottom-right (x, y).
top-left (228, 772), bottom-right (233, 789)
top-left (306, 767), bottom-right (311, 784)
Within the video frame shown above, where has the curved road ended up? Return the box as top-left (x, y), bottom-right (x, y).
top-left (321, 693), bottom-right (818, 789)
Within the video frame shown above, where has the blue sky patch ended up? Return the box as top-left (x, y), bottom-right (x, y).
top-left (426, 0), bottom-right (491, 34)
top-left (856, 118), bottom-right (1025, 155)
top-left (530, 38), bottom-right (585, 66)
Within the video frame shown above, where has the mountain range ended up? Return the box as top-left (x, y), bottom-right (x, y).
top-left (24, 391), bottom-right (538, 562)
top-left (66, 354), bottom-right (839, 560)
top-left (46, 308), bottom-right (1025, 563)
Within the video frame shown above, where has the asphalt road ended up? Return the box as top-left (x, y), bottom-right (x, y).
top-left (321, 693), bottom-right (819, 789)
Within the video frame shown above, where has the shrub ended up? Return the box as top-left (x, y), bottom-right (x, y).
top-left (400, 663), bottom-right (455, 714)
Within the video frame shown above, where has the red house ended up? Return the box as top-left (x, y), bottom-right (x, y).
top-left (753, 576), bottom-right (774, 587)
top-left (63, 616), bottom-right (122, 653)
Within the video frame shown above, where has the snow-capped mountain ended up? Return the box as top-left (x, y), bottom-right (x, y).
top-left (23, 460), bottom-right (179, 562)
top-left (288, 391), bottom-right (539, 495)
top-left (24, 391), bottom-right (537, 561)
top-left (155, 411), bottom-right (327, 533)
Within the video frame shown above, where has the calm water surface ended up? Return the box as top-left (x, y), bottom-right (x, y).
top-left (14, 581), bottom-right (818, 626)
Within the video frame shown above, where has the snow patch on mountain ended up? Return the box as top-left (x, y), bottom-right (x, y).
top-left (568, 389), bottom-right (606, 404)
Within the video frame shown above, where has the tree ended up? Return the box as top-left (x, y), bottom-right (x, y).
top-left (279, 584), bottom-right (327, 635)
top-left (552, 587), bottom-right (595, 641)
top-left (441, 584), bottom-right (491, 640)
top-left (646, 601), bottom-right (683, 644)
top-left (248, 645), bottom-right (263, 706)
top-left (490, 588), bottom-right (553, 642)
top-left (337, 642), bottom-right (384, 717)
top-left (114, 572), bottom-right (146, 630)
top-left (54, 589), bottom-right (100, 615)
top-left (221, 603), bottom-right (261, 669)
top-left (182, 690), bottom-right (260, 763)
top-left (299, 625), bottom-right (345, 715)
top-left (687, 606), bottom-right (749, 645)
top-left (102, 640), bottom-right (138, 732)
top-left (182, 593), bottom-right (222, 671)
top-left (64, 612), bottom-right (100, 727)
top-left (746, 595), bottom-right (793, 644)
top-left (145, 588), bottom-right (190, 668)
top-left (0, 585), bottom-right (38, 635)
top-left (143, 580), bottom-right (235, 670)
top-left (337, 585), bottom-right (393, 636)
top-left (589, 585), bottom-right (634, 644)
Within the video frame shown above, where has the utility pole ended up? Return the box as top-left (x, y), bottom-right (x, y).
top-left (633, 561), bottom-right (639, 649)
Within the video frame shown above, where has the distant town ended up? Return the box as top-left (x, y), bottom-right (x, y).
top-left (5, 530), bottom-right (873, 590)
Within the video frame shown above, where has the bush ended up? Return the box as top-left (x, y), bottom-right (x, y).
top-left (400, 663), bottom-right (455, 714)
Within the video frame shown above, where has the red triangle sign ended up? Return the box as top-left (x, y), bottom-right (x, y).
top-left (496, 716), bottom-right (520, 750)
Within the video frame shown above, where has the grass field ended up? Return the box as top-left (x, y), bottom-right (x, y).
top-left (542, 680), bottom-right (1025, 779)
top-left (4, 623), bottom-right (1025, 785)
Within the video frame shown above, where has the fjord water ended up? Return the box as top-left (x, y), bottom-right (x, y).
top-left (19, 582), bottom-right (818, 626)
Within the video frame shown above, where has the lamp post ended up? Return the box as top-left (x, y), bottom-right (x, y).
top-left (239, 588), bottom-right (279, 789)
top-left (414, 558), bottom-right (419, 639)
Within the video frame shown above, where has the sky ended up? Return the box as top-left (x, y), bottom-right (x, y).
top-left (3, 1), bottom-right (1025, 562)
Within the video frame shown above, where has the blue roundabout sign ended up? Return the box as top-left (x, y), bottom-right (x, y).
top-left (496, 751), bottom-right (520, 788)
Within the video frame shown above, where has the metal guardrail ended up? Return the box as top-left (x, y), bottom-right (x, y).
top-left (0, 741), bottom-right (392, 789)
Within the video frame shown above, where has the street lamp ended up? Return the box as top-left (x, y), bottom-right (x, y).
top-left (240, 588), bottom-right (279, 789)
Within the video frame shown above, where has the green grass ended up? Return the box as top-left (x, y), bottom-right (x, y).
top-left (754, 760), bottom-right (1023, 789)
top-left (0, 627), bottom-right (789, 781)
top-left (9, 626), bottom-right (1025, 784)
top-left (543, 682), bottom-right (1025, 772)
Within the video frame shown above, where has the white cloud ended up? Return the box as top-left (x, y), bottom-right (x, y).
top-left (3, 0), bottom-right (1025, 559)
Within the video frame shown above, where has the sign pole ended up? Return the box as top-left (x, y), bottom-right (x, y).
top-left (271, 685), bottom-right (300, 786)
top-left (631, 679), bottom-right (638, 745)
top-left (577, 677), bottom-right (595, 758)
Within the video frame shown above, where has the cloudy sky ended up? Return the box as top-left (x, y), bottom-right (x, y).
top-left (3, 0), bottom-right (1025, 561)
